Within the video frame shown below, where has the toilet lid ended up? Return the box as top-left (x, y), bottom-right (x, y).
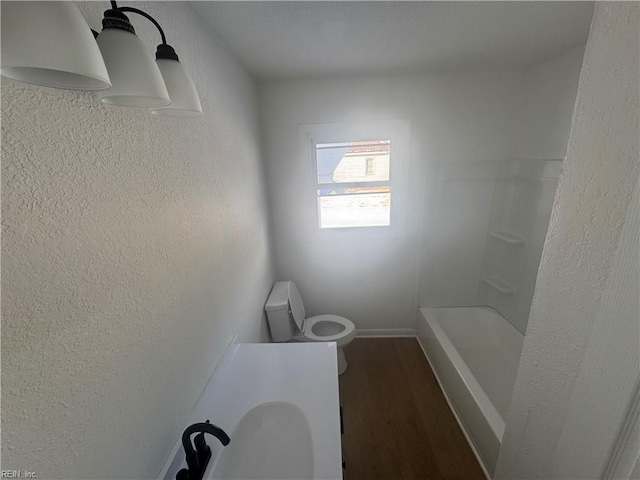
top-left (288, 281), bottom-right (306, 331)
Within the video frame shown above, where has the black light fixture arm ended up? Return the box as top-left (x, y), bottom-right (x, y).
top-left (105, 2), bottom-right (179, 61)
top-left (114, 6), bottom-right (167, 45)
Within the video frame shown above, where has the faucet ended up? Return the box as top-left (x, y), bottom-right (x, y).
top-left (176, 420), bottom-right (230, 480)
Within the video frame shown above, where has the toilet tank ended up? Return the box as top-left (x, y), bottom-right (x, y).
top-left (265, 281), bottom-right (298, 342)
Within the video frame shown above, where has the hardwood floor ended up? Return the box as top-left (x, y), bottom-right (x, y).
top-left (339, 338), bottom-right (485, 480)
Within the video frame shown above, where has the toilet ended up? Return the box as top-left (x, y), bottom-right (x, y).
top-left (265, 280), bottom-right (356, 375)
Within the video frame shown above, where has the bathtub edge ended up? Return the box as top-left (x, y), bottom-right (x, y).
top-left (416, 307), bottom-right (497, 479)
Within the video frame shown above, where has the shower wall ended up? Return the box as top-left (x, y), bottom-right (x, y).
top-left (418, 47), bottom-right (584, 334)
top-left (477, 160), bottom-right (561, 333)
top-left (419, 160), bottom-right (502, 308)
top-left (419, 159), bottom-right (561, 334)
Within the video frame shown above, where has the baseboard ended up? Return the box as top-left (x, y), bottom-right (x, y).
top-left (356, 328), bottom-right (417, 338)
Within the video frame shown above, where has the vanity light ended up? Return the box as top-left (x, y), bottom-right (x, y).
top-left (0, 2), bottom-right (111, 91)
top-left (94, 8), bottom-right (169, 108)
top-left (151, 45), bottom-right (203, 117)
top-left (1, 1), bottom-right (203, 118)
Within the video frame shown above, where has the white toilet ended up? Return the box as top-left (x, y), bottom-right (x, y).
top-left (265, 280), bottom-right (356, 375)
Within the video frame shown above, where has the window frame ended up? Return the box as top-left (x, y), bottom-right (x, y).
top-left (299, 119), bottom-right (411, 238)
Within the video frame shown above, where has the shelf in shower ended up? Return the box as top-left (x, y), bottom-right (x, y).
top-left (482, 277), bottom-right (515, 295)
top-left (490, 231), bottom-right (526, 245)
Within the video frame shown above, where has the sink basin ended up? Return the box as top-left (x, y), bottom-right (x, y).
top-left (210, 401), bottom-right (313, 479)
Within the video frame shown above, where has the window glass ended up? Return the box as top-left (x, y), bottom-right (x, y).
top-left (315, 140), bottom-right (391, 228)
top-left (316, 141), bottom-right (390, 184)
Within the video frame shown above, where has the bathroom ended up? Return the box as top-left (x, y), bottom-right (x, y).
top-left (2, 2), bottom-right (638, 480)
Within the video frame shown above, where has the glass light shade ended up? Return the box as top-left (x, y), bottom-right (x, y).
top-left (94, 28), bottom-right (170, 108)
top-left (151, 59), bottom-right (203, 118)
top-left (0, 2), bottom-right (111, 90)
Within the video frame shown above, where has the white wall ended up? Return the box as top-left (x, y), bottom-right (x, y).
top-left (496, 3), bottom-right (639, 478)
top-left (260, 70), bottom-right (523, 330)
top-left (517, 47), bottom-right (586, 160)
top-left (260, 49), bottom-right (584, 331)
top-left (1, 3), bottom-right (275, 478)
top-left (420, 160), bottom-right (502, 307)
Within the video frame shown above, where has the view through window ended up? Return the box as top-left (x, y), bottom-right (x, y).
top-left (315, 140), bottom-right (391, 228)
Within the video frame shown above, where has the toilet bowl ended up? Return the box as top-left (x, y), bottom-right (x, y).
top-left (265, 281), bottom-right (356, 374)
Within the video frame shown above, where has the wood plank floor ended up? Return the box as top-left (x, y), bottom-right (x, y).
top-left (339, 338), bottom-right (485, 480)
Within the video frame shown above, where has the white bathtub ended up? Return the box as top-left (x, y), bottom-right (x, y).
top-left (417, 306), bottom-right (523, 477)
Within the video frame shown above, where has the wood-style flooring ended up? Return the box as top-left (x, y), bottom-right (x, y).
top-left (339, 338), bottom-right (485, 480)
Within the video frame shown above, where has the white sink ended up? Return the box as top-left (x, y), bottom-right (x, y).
top-left (160, 343), bottom-right (342, 480)
top-left (210, 401), bottom-right (313, 479)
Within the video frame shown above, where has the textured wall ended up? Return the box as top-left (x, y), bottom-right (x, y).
top-left (1, 2), bottom-right (274, 478)
top-left (496, 2), bottom-right (639, 478)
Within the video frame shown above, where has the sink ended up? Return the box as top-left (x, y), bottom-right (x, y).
top-left (209, 401), bottom-right (313, 479)
top-left (159, 343), bottom-right (342, 480)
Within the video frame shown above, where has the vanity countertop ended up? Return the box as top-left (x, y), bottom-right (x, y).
top-left (160, 342), bottom-right (342, 480)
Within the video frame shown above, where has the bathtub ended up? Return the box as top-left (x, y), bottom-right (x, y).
top-left (417, 306), bottom-right (523, 477)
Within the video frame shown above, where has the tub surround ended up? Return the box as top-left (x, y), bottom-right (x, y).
top-left (418, 48), bottom-right (584, 330)
top-left (477, 159), bottom-right (562, 333)
top-left (423, 158), bottom-right (563, 335)
top-left (160, 342), bottom-right (342, 480)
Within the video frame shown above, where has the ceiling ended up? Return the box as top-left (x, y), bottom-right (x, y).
top-left (189, 1), bottom-right (594, 82)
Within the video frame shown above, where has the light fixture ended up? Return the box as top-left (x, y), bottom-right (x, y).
top-left (93, 8), bottom-right (170, 108)
top-left (151, 45), bottom-right (203, 118)
top-left (1, 1), bottom-right (203, 118)
top-left (94, 3), bottom-right (202, 115)
top-left (0, 2), bottom-right (111, 91)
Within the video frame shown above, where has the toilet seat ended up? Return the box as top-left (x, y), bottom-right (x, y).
top-left (303, 314), bottom-right (356, 346)
top-left (265, 281), bottom-right (357, 374)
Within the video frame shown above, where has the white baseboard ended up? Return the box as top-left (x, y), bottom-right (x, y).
top-left (356, 328), bottom-right (417, 338)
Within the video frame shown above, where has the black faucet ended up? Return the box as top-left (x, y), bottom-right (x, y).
top-left (176, 420), bottom-right (230, 480)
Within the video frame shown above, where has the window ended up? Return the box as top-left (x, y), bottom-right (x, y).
top-left (300, 120), bottom-right (410, 235)
top-left (366, 158), bottom-right (375, 176)
top-left (315, 141), bottom-right (391, 228)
